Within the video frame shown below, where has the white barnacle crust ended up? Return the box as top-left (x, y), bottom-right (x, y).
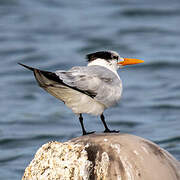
top-left (22, 141), bottom-right (92, 180)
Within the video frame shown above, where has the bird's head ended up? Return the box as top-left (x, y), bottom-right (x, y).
top-left (86, 50), bottom-right (144, 71)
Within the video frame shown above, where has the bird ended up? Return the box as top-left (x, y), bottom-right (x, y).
top-left (19, 50), bottom-right (144, 135)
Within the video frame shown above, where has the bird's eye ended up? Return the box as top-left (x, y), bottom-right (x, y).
top-left (113, 56), bottom-right (118, 61)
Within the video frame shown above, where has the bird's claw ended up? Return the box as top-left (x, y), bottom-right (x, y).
top-left (82, 131), bottom-right (95, 136)
top-left (103, 129), bottom-right (119, 133)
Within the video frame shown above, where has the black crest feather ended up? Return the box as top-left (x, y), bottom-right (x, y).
top-left (86, 51), bottom-right (114, 62)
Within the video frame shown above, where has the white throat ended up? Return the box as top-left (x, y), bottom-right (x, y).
top-left (88, 58), bottom-right (120, 79)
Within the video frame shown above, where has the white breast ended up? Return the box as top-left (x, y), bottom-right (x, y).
top-left (45, 85), bottom-right (106, 116)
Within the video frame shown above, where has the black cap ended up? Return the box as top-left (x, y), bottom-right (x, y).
top-left (86, 51), bottom-right (119, 62)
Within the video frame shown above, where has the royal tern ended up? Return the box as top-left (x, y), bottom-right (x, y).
top-left (19, 51), bottom-right (144, 135)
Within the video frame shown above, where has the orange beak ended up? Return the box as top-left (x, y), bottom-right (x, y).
top-left (118, 58), bottom-right (144, 66)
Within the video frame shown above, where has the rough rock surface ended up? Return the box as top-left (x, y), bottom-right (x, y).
top-left (22, 133), bottom-right (180, 180)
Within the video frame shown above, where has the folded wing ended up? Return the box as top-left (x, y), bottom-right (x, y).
top-left (19, 63), bottom-right (122, 109)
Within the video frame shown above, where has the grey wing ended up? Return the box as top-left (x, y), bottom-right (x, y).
top-left (19, 63), bottom-right (121, 109)
top-left (56, 66), bottom-right (122, 107)
top-left (55, 66), bottom-right (101, 98)
top-left (19, 63), bottom-right (122, 108)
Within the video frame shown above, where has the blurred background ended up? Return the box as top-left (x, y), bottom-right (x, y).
top-left (0, 0), bottom-right (180, 179)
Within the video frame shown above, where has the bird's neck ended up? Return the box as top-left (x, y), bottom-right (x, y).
top-left (88, 58), bottom-right (120, 79)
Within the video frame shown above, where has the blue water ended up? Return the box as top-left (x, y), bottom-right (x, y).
top-left (0, 0), bottom-right (180, 179)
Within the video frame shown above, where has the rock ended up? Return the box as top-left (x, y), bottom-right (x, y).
top-left (22, 133), bottom-right (180, 180)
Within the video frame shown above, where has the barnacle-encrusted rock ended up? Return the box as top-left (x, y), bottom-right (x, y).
top-left (22, 133), bottom-right (180, 180)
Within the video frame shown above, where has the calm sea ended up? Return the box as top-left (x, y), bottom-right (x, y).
top-left (0, 0), bottom-right (180, 179)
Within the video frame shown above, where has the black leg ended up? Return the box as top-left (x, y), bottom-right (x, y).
top-left (79, 114), bottom-right (95, 135)
top-left (79, 114), bottom-right (87, 135)
top-left (100, 114), bottom-right (110, 132)
top-left (100, 113), bottom-right (119, 133)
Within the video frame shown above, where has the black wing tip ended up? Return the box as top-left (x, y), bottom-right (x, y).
top-left (18, 62), bottom-right (34, 71)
